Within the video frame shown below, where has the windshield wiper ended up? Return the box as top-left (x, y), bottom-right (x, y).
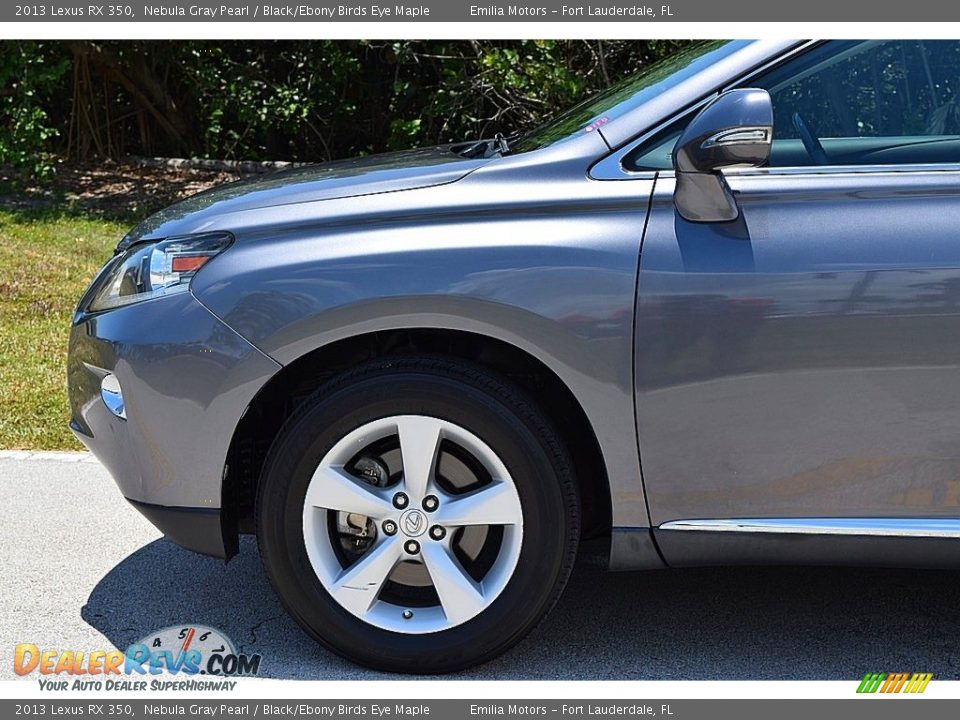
top-left (493, 132), bottom-right (511, 155)
top-left (494, 130), bottom-right (525, 155)
top-left (455, 130), bottom-right (521, 159)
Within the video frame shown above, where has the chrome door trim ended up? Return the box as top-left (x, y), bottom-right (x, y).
top-left (724, 163), bottom-right (960, 177)
top-left (659, 518), bottom-right (960, 538)
top-left (589, 153), bottom-right (659, 181)
top-left (592, 137), bottom-right (960, 182)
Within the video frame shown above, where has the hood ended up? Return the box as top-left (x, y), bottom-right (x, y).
top-left (119, 146), bottom-right (490, 248)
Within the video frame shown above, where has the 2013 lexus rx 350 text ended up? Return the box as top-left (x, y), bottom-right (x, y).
top-left (68, 39), bottom-right (960, 673)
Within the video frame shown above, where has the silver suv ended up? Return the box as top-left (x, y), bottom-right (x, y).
top-left (69, 40), bottom-right (960, 672)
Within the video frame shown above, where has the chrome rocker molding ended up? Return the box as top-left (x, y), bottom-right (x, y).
top-left (653, 518), bottom-right (960, 570)
top-left (659, 518), bottom-right (960, 538)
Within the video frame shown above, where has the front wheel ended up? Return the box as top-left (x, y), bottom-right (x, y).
top-left (256, 357), bottom-right (580, 673)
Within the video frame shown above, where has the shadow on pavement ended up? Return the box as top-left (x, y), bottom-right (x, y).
top-left (83, 537), bottom-right (960, 680)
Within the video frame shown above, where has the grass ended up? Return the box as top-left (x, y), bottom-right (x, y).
top-left (0, 209), bottom-right (124, 449)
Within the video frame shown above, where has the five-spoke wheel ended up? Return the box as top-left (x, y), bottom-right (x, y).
top-left (302, 415), bottom-right (524, 633)
top-left (256, 358), bottom-right (579, 673)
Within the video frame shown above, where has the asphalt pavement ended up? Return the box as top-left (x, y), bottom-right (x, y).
top-left (2, 453), bottom-right (959, 681)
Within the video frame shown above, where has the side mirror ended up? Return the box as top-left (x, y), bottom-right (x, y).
top-left (672, 88), bottom-right (773, 223)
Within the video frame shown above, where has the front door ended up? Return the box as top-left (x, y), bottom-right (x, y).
top-left (635, 40), bottom-right (960, 557)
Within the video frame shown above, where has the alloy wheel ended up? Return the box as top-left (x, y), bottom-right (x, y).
top-left (301, 415), bottom-right (524, 633)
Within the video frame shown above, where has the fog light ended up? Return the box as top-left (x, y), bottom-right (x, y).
top-left (100, 373), bottom-right (126, 420)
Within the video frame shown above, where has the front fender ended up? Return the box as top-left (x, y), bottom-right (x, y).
top-left (190, 171), bottom-right (655, 531)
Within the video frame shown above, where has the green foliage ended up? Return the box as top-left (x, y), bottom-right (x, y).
top-left (0, 40), bottom-right (694, 168)
top-left (0, 42), bottom-right (69, 177)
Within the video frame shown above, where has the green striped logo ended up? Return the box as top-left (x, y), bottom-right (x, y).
top-left (857, 672), bottom-right (932, 694)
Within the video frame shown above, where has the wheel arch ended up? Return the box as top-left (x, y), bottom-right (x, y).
top-left (222, 327), bottom-right (612, 557)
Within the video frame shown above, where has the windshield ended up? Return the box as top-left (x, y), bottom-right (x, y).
top-left (511, 40), bottom-right (748, 153)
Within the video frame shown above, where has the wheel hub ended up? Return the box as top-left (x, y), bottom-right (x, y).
top-left (399, 508), bottom-right (428, 537)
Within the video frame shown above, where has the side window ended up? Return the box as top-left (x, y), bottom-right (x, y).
top-left (759, 40), bottom-right (960, 167)
top-left (625, 40), bottom-right (960, 171)
top-left (625, 119), bottom-right (686, 171)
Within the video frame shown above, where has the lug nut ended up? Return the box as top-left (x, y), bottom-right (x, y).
top-left (429, 525), bottom-right (446, 541)
top-left (422, 495), bottom-right (439, 512)
top-left (404, 540), bottom-right (420, 555)
top-left (382, 520), bottom-right (397, 536)
top-left (402, 610), bottom-right (414, 620)
top-left (393, 492), bottom-right (409, 509)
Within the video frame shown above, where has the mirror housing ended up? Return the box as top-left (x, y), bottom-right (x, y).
top-left (673, 88), bottom-right (773, 222)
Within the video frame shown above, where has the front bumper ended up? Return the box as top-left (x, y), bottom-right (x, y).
top-left (127, 500), bottom-right (227, 557)
top-left (68, 291), bottom-right (281, 558)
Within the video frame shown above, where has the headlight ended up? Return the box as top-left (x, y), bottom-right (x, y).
top-left (86, 232), bottom-right (232, 312)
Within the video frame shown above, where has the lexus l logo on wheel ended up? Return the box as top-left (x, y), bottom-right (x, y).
top-left (401, 509), bottom-right (426, 537)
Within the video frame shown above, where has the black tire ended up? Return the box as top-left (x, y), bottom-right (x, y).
top-left (256, 356), bottom-right (580, 673)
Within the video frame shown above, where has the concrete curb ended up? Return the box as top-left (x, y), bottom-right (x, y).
top-left (0, 450), bottom-right (98, 463)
